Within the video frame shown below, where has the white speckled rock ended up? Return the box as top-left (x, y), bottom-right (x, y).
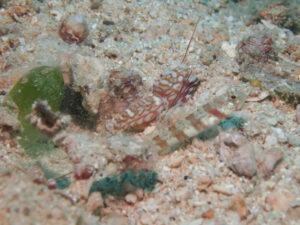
top-left (228, 143), bottom-right (257, 178)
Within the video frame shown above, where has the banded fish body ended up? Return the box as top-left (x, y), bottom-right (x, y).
top-left (149, 86), bottom-right (247, 155)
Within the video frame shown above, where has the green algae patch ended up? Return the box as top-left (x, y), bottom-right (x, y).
top-left (90, 170), bottom-right (158, 197)
top-left (9, 66), bottom-right (64, 157)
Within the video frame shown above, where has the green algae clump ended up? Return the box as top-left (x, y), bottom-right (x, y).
top-left (9, 66), bottom-right (64, 157)
top-left (90, 170), bottom-right (158, 197)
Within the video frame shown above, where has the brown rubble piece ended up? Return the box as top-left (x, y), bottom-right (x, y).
top-left (228, 194), bottom-right (250, 220)
top-left (201, 208), bottom-right (215, 219)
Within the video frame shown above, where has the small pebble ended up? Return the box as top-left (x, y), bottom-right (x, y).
top-left (213, 184), bottom-right (236, 196)
top-left (201, 209), bottom-right (215, 219)
top-left (197, 175), bottom-right (213, 191)
top-left (228, 194), bottom-right (250, 220)
top-left (169, 155), bottom-right (185, 168)
top-left (59, 15), bottom-right (89, 44)
top-left (135, 188), bottom-right (144, 200)
top-left (125, 193), bottom-right (138, 204)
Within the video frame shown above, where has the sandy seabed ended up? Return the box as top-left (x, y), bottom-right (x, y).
top-left (0, 0), bottom-right (300, 225)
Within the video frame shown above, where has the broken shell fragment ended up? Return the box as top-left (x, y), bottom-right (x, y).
top-left (59, 15), bottom-right (89, 44)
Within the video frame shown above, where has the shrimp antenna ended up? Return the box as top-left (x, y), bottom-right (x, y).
top-left (181, 17), bottom-right (201, 63)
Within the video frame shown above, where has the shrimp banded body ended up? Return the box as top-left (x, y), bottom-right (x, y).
top-left (149, 87), bottom-right (247, 155)
top-left (105, 64), bottom-right (200, 133)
